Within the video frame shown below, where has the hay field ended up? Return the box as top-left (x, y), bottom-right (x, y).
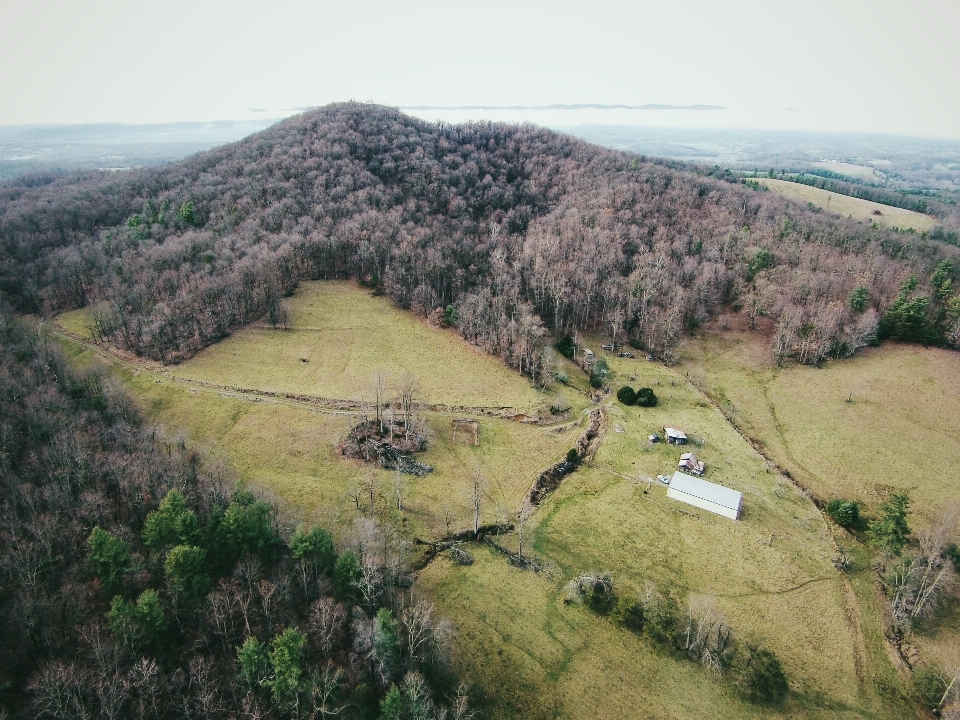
top-left (523, 351), bottom-right (897, 718)
top-left (173, 281), bottom-right (545, 411)
top-left (754, 178), bottom-right (937, 232)
top-left (53, 297), bottom-right (584, 540)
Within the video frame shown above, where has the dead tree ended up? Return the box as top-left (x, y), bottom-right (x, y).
top-left (471, 469), bottom-right (483, 536)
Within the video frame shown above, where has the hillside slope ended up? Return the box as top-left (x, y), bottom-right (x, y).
top-left (2, 103), bottom-right (958, 371)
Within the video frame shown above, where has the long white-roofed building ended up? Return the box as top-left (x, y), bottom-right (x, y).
top-left (667, 471), bottom-right (743, 520)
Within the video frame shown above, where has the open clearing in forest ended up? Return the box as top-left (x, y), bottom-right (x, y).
top-left (176, 281), bottom-right (547, 411)
top-left (812, 161), bottom-right (885, 182)
top-left (54, 291), bottom-right (916, 720)
top-left (677, 324), bottom-right (960, 676)
top-left (753, 177), bottom-right (937, 231)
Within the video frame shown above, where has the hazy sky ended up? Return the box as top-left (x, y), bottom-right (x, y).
top-left (2, 0), bottom-right (958, 138)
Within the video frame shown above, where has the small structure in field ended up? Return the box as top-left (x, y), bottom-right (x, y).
top-left (678, 451), bottom-right (705, 476)
top-left (668, 472), bottom-right (742, 520)
top-left (451, 418), bottom-right (480, 446)
top-left (582, 348), bottom-right (595, 366)
top-left (664, 427), bottom-right (687, 445)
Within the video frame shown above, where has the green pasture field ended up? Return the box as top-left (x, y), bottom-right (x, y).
top-left (51, 296), bottom-right (919, 719)
top-left (176, 281), bottom-right (547, 411)
top-left (753, 178), bottom-right (937, 232)
top-left (677, 323), bottom-right (960, 678)
top-left (52, 329), bottom-right (578, 541)
top-left (58, 281), bottom-right (548, 410)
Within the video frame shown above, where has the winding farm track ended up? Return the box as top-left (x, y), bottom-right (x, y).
top-left (49, 321), bottom-right (523, 420)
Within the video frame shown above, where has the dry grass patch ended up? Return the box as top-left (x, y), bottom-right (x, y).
top-left (754, 178), bottom-right (936, 232)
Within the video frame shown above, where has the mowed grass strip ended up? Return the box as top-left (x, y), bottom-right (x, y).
top-left (753, 178), bottom-right (937, 232)
top-left (174, 281), bottom-right (545, 411)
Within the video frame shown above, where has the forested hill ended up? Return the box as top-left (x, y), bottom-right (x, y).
top-left (2, 103), bottom-right (958, 371)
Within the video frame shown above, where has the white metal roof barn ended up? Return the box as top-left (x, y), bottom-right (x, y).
top-left (668, 472), bottom-right (743, 520)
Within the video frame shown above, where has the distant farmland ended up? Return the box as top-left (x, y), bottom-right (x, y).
top-left (753, 177), bottom-right (937, 231)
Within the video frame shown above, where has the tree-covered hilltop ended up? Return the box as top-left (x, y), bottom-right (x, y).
top-left (1, 103), bottom-right (958, 370)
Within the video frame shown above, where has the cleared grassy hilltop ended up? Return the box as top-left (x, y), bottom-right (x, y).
top-left (752, 177), bottom-right (937, 232)
top-left (55, 283), bottom-right (925, 720)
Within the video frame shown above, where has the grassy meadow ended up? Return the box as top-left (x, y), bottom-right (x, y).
top-left (752, 178), bottom-right (937, 232)
top-left (177, 281), bottom-right (547, 411)
top-left (677, 323), bottom-right (960, 678)
top-left (51, 288), bottom-right (925, 719)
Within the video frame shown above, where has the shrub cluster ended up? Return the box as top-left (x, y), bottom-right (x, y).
top-left (617, 385), bottom-right (658, 407)
top-left (565, 573), bottom-right (788, 705)
top-left (825, 498), bottom-right (861, 529)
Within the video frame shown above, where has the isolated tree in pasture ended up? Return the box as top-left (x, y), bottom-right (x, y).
top-left (635, 387), bottom-right (658, 407)
top-left (826, 499), bottom-right (861, 529)
top-left (394, 468), bottom-right (405, 512)
top-left (373, 373), bottom-right (387, 433)
top-left (731, 643), bottom-right (789, 705)
top-left (869, 492), bottom-right (911, 555)
top-left (400, 374), bottom-right (418, 444)
top-left (470, 468), bottom-right (484, 535)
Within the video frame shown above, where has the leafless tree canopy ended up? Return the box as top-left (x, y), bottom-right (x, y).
top-left (1, 103), bottom-right (956, 373)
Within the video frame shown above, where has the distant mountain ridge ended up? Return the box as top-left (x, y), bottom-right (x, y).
top-left (402, 103), bottom-right (725, 111)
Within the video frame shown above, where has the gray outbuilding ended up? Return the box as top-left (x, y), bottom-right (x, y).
top-left (667, 471), bottom-right (742, 520)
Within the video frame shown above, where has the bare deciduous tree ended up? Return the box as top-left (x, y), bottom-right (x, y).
top-left (470, 468), bottom-right (484, 536)
top-left (310, 597), bottom-right (348, 660)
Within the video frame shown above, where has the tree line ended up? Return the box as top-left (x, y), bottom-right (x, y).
top-left (0, 306), bottom-right (470, 719)
top-left (1, 102), bottom-right (958, 375)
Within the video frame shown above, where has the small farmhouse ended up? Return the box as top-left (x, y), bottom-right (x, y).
top-left (667, 472), bottom-right (742, 520)
top-left (678, 451), bottom-right (705, 476)
top-left (664, 427), bottom-right (687, 445)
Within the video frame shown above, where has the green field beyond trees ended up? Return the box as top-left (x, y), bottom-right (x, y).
top-left (52, 281), bottom-right (938, 720)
